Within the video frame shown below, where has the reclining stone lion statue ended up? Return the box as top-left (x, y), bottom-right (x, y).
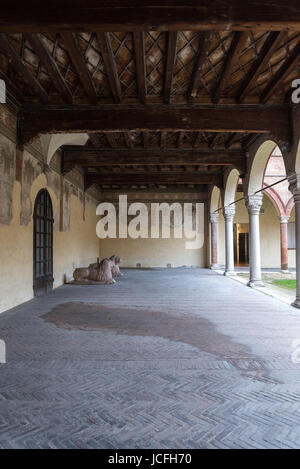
top-left (73, 258), bottom-right (115, 284)
top-left (109, 255), bottom-right (123, 277)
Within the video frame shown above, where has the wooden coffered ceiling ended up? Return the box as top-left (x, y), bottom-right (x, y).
top-left (0, 1), bottom-right (299, 191)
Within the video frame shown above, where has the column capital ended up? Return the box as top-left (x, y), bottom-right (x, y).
top-left (223, 206), bottom-right (235, 221)
top-left (278, 215), bottom-right (290, 223)
top-left (210, 211), bottom-right (219, 224)
top-left (288, 172), bottom-right (300, 198)
top-left (246, 194), bottom-right (263, 215)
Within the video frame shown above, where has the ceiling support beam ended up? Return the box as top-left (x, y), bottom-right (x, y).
top-left (164, 31), bottom-right (178, 104)
top-left (85, 172), bottom-right (223, 187)
top-left (19, 104), bottom-right (290, 145)
top-left (0, 33), bottom-right (48, 104)
top-left (236, 31), bottom-right (286, 103)
top-left (212, 32), bottom-right (249, 103)
top-left (188, 32), bottom-right (212, 103)
top-left (60, 32), bottom-right (98, 104)
top-left (96, 32), bottom-right (121, 103)
top-left (61, 148), bottom-right (245, 174)
top-left (133, 32), bottom-right (146, 103)
top-left (260, 39), bottom-right (300, 103)
top-left (25, 33), bottom-right (73, 104)
top-left (2, 1), bottom-right (300, 32)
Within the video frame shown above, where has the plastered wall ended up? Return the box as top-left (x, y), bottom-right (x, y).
top-left (0, 109), bottom-right (100, 314)
top-left (99, 194), bottom-right (207, 268)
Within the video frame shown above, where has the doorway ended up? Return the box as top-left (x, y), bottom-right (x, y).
top-left (33, 189), bottom-right (54, 296)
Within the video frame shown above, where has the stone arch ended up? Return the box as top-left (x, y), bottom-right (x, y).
top-left (209, 185), bottom-right (221, 214)
top-left (223, 168), bottom-right (240, 207)
top-left (286, 196), bottom-right (295, 217)
top-left (40, 133), bottom-right (89, 165)
top-left (262, 186), bottom-right (284, 216)
top-left (246, 139), bottom-right (278, 196)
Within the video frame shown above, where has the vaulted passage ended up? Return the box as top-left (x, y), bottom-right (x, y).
top-left (1, 269), bottom-right (300, 448)
top-left (2, 0), bottom-right (300, 450)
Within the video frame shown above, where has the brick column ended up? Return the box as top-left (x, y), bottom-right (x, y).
top-left (246, 194), bottom-right (264, 287)
top-left (223, 206), bottom-right (235, 276)
top-left (278, 216), bottom-right (290, 273)
top-left (210, 212), bottom-right (219, 269)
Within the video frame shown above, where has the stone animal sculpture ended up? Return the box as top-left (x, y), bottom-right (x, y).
top-left (73, 258), bottom-right (115, 284)
top-left (110, 255), bottom-right (123, 277)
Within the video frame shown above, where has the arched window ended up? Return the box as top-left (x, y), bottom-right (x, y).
top-left (33, 189), bottom-right (53, 296)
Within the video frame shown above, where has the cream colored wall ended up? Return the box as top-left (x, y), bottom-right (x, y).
top-left (0, 136), bottom-right (100, 314)
top-left (54, 193), bottom-right (99, 287)
top-left (100, 235), bottom-right (205, 268)
top-left (0, 172), bottom-right (100, 314)
top-left (99, 199), bottom-right (207, 268)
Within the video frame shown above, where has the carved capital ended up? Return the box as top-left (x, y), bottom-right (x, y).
top-left (223, 206), bottom-right (235, 221)
top-left (288, 173), bottom-right (300, 203)
top-left (278, 215), bottom-right (290, 224)
top-left (246, 194), bottom-right (263, 215)
top-left (210, 212), bottom-right (219, 224)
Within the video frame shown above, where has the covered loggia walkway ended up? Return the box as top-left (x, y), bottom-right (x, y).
top-left (1, 268), bottom-right (300, 449)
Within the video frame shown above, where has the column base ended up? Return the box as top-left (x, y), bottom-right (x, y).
top-left (291, 298), bottom-right (300, 309)
top-left (281, 269), bottom-right (289, 274)
top-left (210, 264), bottom-right (219, 270)
top-left (224, 271), bottom-right (236, 277)
top-left (247, 280), bottom-right (265, 287)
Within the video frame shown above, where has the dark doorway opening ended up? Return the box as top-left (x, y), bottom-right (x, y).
top-left (234, 223), bottom-right (249, 266)
top-left (33, 189), bottom-right (54, 296)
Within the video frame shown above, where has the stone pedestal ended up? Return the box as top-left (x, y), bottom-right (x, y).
top-left (223, 206), bottom-right (235, 276)
top-left (246, 195), bottom-right (264, 287)
top-left (210, 212), bottom-right (219, 269)
top-left (278, 216), bottom-right (290, 273)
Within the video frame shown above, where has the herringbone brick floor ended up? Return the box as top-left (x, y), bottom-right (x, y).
top-left (1, 268), bottom-right (300, 448)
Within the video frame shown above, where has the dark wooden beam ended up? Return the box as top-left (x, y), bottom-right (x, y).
top-left (96, 32), bottom-right (121, 103)
top-left (25, 34), bottom-right (73, 104)
top-left (2, 1), bottom-right (300, 32)
top-left (0, 34), bottom-right (48, 104)
top-left (85, 171), bottom-right (223, 186)
top-left (143, 131), bottom-right (149, 148)
top-left (88, 132), bottom-right (102, 147)
top-left (236, 31), bottom-right (286, 103)
top-left (20, 104), bottom-right (290, 145)
top-left (105, 132), bottom-right (118, 148)
top-left (260, 39), bottom-right (300, 103)
top-left (133, 32), bottom-right (146, 104)
top-left (60, 32), bottom-right (98, 104)
top-left (62, 147), bottom-right (245, 174)
top-left (213, 32), bottom-right (249, 103)
top-left (188, 32), bottom-right (212, 103)
top-left (164, 31), bottom-right (178, 104)
top-left (0, 69), bottom-right (23, 104)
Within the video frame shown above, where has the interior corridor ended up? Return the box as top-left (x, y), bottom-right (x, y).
top-left (1, 268), bottom-right (300, 449)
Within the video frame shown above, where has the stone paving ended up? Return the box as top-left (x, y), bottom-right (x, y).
top-left (1, 268), bottom-right (300, 448)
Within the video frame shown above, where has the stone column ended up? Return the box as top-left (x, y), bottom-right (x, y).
top-left (246, 194), bottom-right (264, 287)
top-left (210, 212), bottom-right (219, 269)
top-left (278, 216), bottom-right (290, 273)
top-left (223, 206), bottom-right (235, 276)
top-left (288, 179), bottom-right (300, 308)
